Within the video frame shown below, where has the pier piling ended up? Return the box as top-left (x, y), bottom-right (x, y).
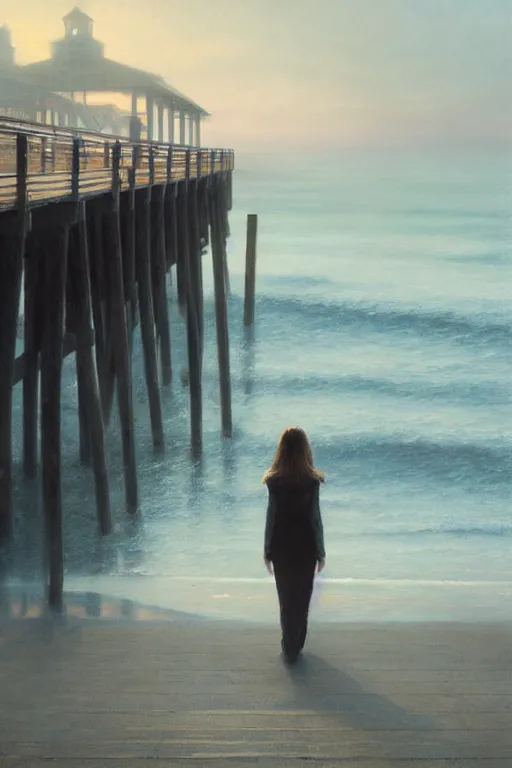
top-left (135, 186), bottom-right (164, 451)
top-left (151, 185), bottom-right (172, 386)
top-left (0, 214), bottom-right (25, 545)
top-left (107, 144), bottom-right (138, 512)
top-left (22, 234), bottom-right (41, 479)
top-left (180, 154), bottom-right (203, 456)
top-left (0, 134), bottom-right (27, 545)
top-left (210, 175), bottom-right (233, 437)
top-left (71, 204), bottom-right (112, 534)
top-left (40, 217), bottom-right (70, 611)
top-left (0, 117), bottom-right (233, 602)
top-left (88, 208), bottom-right (111, 423)
top-left (164, 182), bottom-right (178, 272)
top-left (244, 214), bottom-right (258, 327)
top-left (120, 185), bottom-right (138, 356)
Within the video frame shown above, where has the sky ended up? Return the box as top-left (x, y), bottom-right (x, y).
top-left (2, 0), bottom-right (511, 151)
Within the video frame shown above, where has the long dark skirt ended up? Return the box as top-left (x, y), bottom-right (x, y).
top-left (273, 555), bottom-right (317, 658)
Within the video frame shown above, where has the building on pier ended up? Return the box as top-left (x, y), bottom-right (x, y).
top-left (21, 8), bottom-right (208, 145)
top-left (0, 24), bottom-right (85, 126)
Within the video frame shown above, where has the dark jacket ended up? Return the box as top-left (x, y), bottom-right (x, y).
top-left (264, 475), bottom-right (326, 563)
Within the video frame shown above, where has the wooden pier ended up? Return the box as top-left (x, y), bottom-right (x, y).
top-left (0, 117), bottom-right (234, 609)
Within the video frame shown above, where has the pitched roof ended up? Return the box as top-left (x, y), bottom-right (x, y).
top-left (21, 56), bottom-right (208, 116)
top-left (0, 69), bottom-right (82, 112)
top-left (63, 7), bottom-right (93, 23)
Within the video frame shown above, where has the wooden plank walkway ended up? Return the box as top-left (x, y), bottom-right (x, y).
top-left (0, 116), bottom-right (234, 211)
top-left (1, 619), bottom-right (512, 765)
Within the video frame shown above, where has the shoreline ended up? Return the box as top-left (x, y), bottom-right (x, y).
top-left (3, 575), bottom-right (512, 624)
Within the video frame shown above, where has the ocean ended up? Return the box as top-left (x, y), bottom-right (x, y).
top-left (6, 148), bottom-right (512, 622)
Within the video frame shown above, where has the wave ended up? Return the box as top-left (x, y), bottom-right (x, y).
top-left (446, 251), bottom-right (512, 267)
top-left (368, 525), bottom-right (512, 539)
top-left (237, 371), bottom-right (510, 406)
top-left (238, 430), bottom-right (512, 490)
top-left (256, 295), bottom-right (512, 350)
top-left (405, 207), bottom-right (506, 222)
top-left (312, 435), bottom-right (512, 486)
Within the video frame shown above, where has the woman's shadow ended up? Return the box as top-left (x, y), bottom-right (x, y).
top-left (285, 651), bottom-right (430, 733)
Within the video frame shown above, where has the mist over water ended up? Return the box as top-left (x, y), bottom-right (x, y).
top-left (6, 149), bottom-right (512, 622)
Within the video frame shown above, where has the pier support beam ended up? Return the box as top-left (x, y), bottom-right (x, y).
top-left (105, 186), bottom-right (139, 514)
top-left (189, 177), bottom-right (204, 356)
top-left (22, 234), bottom-right (41, 479)
top-left (69, 205), bottom-right (112, 535)
top-left (135, 188), bottom-right (164, 451)
top-left (88, 208), bottom-right (112, 423)
top-left (164, 182), bottom-right (178, 272)
top-left (0, 213), bottom-right (25, 545)
top-left (40, 222), bottom-right (69, 611)
top-left (151, 185), bottom-right (172, 386)
top-left (176, 164), bottom-right (203, 456)
top-left (120, 190), bottom-right (138, 354)
top-left (210, 176), bottom-right (233, 437)
top-left (30, 201), bottom-right (81, 612)
top-left (0, 134), bottom-right (27, 546)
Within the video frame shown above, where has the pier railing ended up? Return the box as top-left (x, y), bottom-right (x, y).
top-left (0, 117), bottom-right (234, 211)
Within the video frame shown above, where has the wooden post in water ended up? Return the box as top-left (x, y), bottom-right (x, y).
top-left (197, 158), bottom-right (210, 254)
top-left (196, 153), bottom-right (206, 349)
top-left (88, 207), bottom-right (110, 422)
top-left (175, 182), bottom-right (188, 316)
top-left (69, 140), bottom-right (91, 467)
top-left (182, 152), bottom-right (203, 455)
top-left (134, 179), bottom-right (164, 451)
top-left (210, 174), bottom-right (233, 437)
top-left (22, 233), bottom-right (41, 479)
top-left (212, 150), bottom-right (230, 296)
top-left (150, 185), bottom-right (172, 386)
top-left (106, 142), bottom-right (139, 513)
top-left (39, 216), bottom-right (70, 611)
top-left (188, 176), bottom-right (204, 357)
top-left (244, 214), bottom-right (258, 326)
top-left (121, 146), bottom-right (139, 353)
top-left (164, 147), bottom-right (177, 272)
top-left (0, 135), bottom-right (27, 545)
top-left (164, 183), bottom-right (178, 272)
top-left (0, 224), bottom-right (21, 538)
top-left (71, 202), bottom-right (112, 535)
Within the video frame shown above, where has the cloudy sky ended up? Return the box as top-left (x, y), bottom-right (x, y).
top-left (3, 0), bottom-right (511, 151)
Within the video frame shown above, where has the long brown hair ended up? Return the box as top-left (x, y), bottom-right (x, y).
top-left (262, 426), bottom-right (325, 484)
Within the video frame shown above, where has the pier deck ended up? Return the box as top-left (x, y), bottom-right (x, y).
top-left (0, 117), bottom-right (232, 210)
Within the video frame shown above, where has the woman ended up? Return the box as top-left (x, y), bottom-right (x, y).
top-left (263, 427), bottom-right (326, 663)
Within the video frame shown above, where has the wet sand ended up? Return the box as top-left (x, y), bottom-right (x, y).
top-left (1, 614), bottom-right (512, 765)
